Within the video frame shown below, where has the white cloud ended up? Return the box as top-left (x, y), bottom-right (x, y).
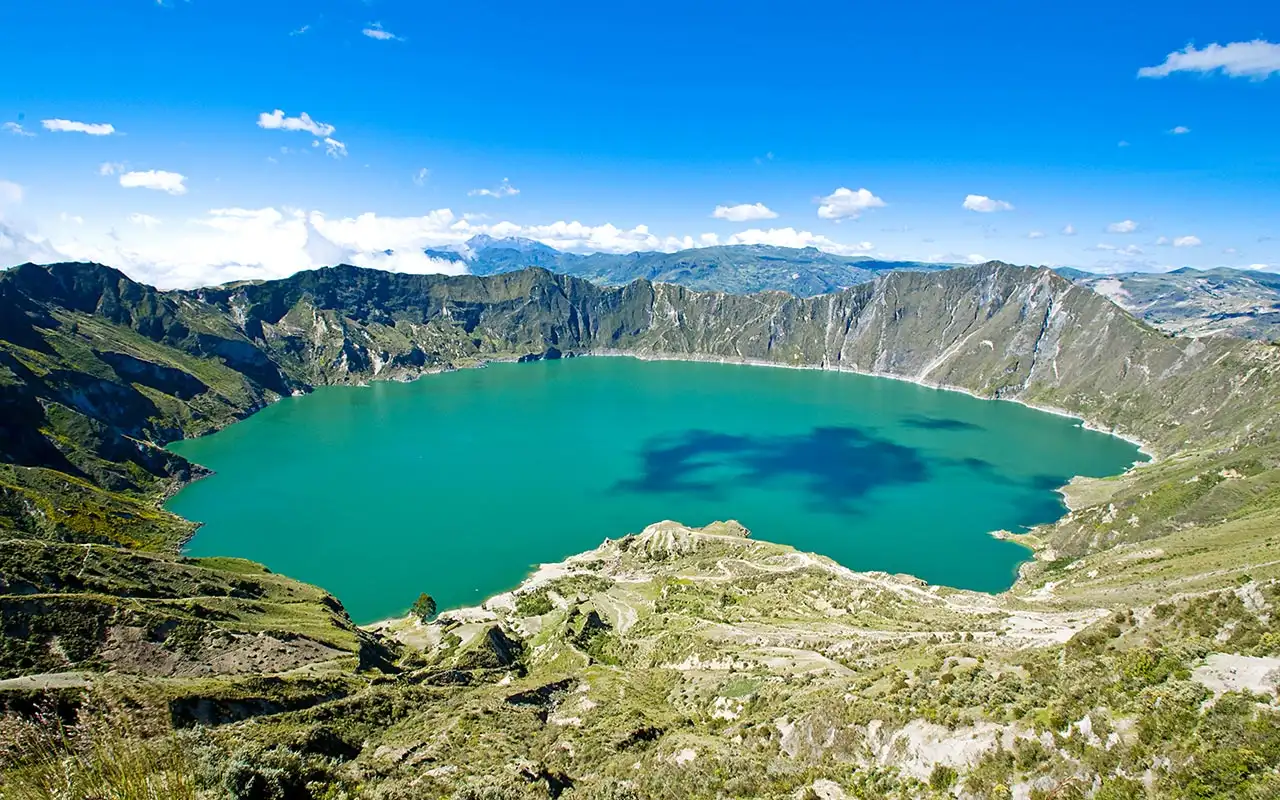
top-left (362, 22), bottom-right (402, 41)
top-left (1170, 125), bottom-right (1191, 135)
top-left (712, 203), bottom-right (778, 222)
top-left (962, 194), bottom-right (1014, 213)
top-left (1091, 243), bottom-right (1145, 256)
top-left (925, 253), bottom-right (990, 265)
top-left (0, 180), bottom-right (24, 207)
top-left (1, 221), bottom-right (64, 265)
top-left (60, 212), bottom-right (84, 225)
top-left (290, 25), bottom-right (309, 36)
top-left (323, 137), bottom-right (347, 158)
top-left (127, 213), bottom-right (159, 229)
top-left (1061, 224), bottom-right (1077, 236)
top-left (256, 109), bottom-right (335, 137)
top-left (1173, 235), bottom-right (1201, 247)
top-left (119, 170), bottom-right (187, 195)
top-left (1138, 40), bottom-right (1280, 80)
top-left (1107, 219), bottom-right (1139, 233)
top-left (1224, 247), bottom-right (1239, 255)
top-left (1027, 231), bottom-right (1046, 239)
top-left (468, 178), bottom-right (519, 198)
top-left (753, 151), bottom-right (775, 165)
top-left (98, 162), bottom-right (127, 176)
top-left (1156, 236), bottom-right (1170, 245)
top-left (42, 118), bottom-right (115, 135)
top-left (3, 204), bottom-right (916, 289)
top-left (816, 187), bottom-right (885, 221)
top-left (2, 122), bottom-right (34, 137)
top-left (726, 227), bottom-right (873, 256)
top-left (508, 221), bottom-right (703, 254)
top-left (413, 168), bottom-right (430, 186)
top-left (128, 213), bottom-right (162, 228)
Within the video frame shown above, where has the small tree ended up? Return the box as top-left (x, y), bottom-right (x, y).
top-left (410, 592), bottom-right (437, 621)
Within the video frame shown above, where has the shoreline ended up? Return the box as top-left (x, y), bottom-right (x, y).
top-left (163, 346), bottom-right (1156, 621)
top-left (588, 349), bottom-right (1155, 462)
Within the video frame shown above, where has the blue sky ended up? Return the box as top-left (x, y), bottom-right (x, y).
top-left (1, 0), bottom-right (1278, 287)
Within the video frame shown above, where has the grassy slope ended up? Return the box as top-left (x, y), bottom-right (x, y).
top-left (1, 261), bottom-right (1278, 798)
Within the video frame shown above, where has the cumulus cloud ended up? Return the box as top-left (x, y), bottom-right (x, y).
top-left (3, 122), bottom-right (34, 137)
top-left (1, 221), bottom-right (64, 266)
top-left (323, 137), bottom-right (347, 159)
top-left (1091, 243), bottom-right (1145, 256)
top-left (98, 162), bottom-right (127, 176)
top-left (962, 194), bottom-right (1014, 213)
top-left (413, 168), bottom-right (430, 186)
top-left (42, 119), bottom-right (115, 135)
top-left (119, 170), bottom-right (187, 195)
top-left (816, 187), bottom-right (885, 221)
top-left (128, 213), bottom-right (161, 228)
top-left (1062, 224), bottom-right (1077, 236)
top-left (924, 253), bottom-right (990, 265)
top-left (468, 178), bottom-right (519, 198)
top-left (256, 109), bottom-right (335, 137)
top-left (1170, 125), bottom-right (1191, 135)
top-left (725, 227), bottom-right (872, 256)
top-left (1173, 235), bottom-right (1201, 247)
top-left (712, 203), bottom-right (778, 222)
top-left (7, 201), bottom-right (893, 289)
top-left (362, 22), bottom-right (402, 41)
top-left (1138, 40), bottom-right (1280, 80)
top-left (1107, 219), bottom-right (1139, 233)
top-left (0, 180), bottom-right (24, 207)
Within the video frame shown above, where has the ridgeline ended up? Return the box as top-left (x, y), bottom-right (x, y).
top-left (2, 260), bottom-right (1279, 798)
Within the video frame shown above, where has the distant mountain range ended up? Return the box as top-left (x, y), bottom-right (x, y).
top-left (424, 235), bottom-right (953, 296)
top-left (423, 238), bottom-right (1280, 341)
top-left (1057, 266), bottom-right (1280, 341)
top-left (4, 259), bottom-right (1280, 794)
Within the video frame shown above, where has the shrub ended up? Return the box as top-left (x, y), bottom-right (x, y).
top-left (410, 592), bottom-right (437, 621)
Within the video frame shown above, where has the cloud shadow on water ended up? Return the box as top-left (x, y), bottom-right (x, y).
top-left (614, 426), bottom-right (929, 514)
top-left (900, 414), bottom-right (984, 432)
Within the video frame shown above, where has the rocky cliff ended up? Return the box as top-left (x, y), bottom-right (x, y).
top-left (2, 260), bottom-right (1279, 798)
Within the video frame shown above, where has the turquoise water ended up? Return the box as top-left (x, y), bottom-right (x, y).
top-left (166, 357), bottom-right (1141, 623)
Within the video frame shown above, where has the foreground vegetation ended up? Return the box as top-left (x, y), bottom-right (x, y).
top-left (1, 260), bottom-right (1278, 797)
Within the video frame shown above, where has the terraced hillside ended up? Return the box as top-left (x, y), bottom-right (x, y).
top-left (1, 260), bottom-right (1279, 799)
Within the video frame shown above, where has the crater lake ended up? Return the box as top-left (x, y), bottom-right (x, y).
top-left (166, 357), bottom-right (1143, 623)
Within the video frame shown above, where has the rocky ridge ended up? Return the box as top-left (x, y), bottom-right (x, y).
top-left (1, 260), bottom-right (1279, 798)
